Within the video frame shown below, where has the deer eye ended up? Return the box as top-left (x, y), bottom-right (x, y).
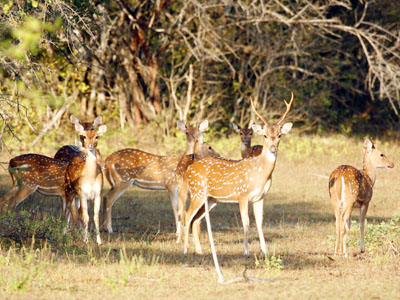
top-left (264, 135), bottom-right (267, 138)
top-left (380, 154), bottom-right (384, 158)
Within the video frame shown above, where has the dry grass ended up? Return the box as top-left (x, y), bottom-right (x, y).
top-left (0, 135), bottom-right (399, 299)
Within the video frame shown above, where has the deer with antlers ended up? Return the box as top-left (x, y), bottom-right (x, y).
top-left (102, 120), bottom-right (220, 234)
top-left (177, 93), bottom-right (294, 264)
top-left (0, 116), bottom-right (102, 215)
top-left (231, 122), bottom-right (263, 158)
top-left (64, 119), bottom-right (107, 245)
top-left (329, 138), bottom-right (394, 257)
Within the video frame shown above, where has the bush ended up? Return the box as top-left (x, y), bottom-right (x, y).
top-left (0, 208), bottom-right (72, 247)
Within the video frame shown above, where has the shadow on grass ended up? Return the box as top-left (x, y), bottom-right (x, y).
top-left (88, 230), bottom-right (336, 272)
top-left (0, 186), bottom-right (393, 233)
top-left (0, 186), bottom-right (392, 271)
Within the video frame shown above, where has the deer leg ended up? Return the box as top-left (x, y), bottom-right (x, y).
top-left (67, 194), bottom-right (79, 228)
top-left (168, 189), bottom-right (180, 236)
top-left (94, 193), bottom-right (102, 245)
top-left (0, 186), bottom-right (19, 209)
top-left (191, 199), bottom-right (217, 255)
top-left (102, 181), bottom-right (131, 233)
top-left (341, 208), bottom-right (352, 258)
top-left (253, 198), bottom-right (267, 255)
top-left (184, 195), bottom-right (205, 255)
top-left (176, 182), bottom-right (189, 244)
top-left (13, 186), bottom-right (36, 207)
top-left (80, 196), bottom-right (89, 243)
top-left (239, 199), bottom-right (250, 256)
top-left (203, 194), bottom-right (224, 283)
top-left (192, 217), bottom-right (203, 255)
top-left (360, 203), bottom-right (369, 253)
top-left (334, 209), bottom-right (341, 256)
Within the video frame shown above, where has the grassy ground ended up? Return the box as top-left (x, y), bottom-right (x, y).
top-left (0, 135), bottom-right (399, 299)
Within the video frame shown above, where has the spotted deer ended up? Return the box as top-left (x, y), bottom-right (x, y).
top-left (329, 138), bottom-right (394, 257)
top-left (102, 120), bottom-right (219, 234)
top-left (0, 116), bottom-right (102, 214)
top-left (231, 122), bottom-right (262, 158)
top-left (0, 154), bottom-right (69, 212)
top-left (178, 93), bottom-right (294, 265)
top-left (64, 120), bottom-right (107, 245)
top-left (55, 115), bottom-right (105, 169)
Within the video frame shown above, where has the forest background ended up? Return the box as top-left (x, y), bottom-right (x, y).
top-left (0, 0), bottom-right (400, 157)
top-left (0, 1), bottom-right (400, 296)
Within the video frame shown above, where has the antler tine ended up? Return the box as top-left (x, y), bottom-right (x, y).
top-left (277, 91), bottom-right (294, 126)
top-left (249, 96), bottom-right (268, 126)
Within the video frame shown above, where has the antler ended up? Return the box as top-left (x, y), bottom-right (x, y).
top-left (277, 91), bottom-right (294, 126)
top-left (249, 96), bottom-right (268, 126)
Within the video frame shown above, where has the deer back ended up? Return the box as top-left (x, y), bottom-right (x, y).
top-left (329, 165), bottom-right (373, 205)
top-left (54, 145), bottom-right (83, 162)
top-left (106, 149), bottom-right (181, 185)
top-left (9, 154), bottom-right (68, 189)
top-left (185, 154), bottom-right (276, 202)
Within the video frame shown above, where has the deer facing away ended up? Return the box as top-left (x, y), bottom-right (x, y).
top-left (329, 138), bottom-right (394, 257)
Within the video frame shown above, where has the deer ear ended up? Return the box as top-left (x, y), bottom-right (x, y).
top-left (251, 124), bottom-right (264, 135)
top-left (198, 120), bottom-right (209, 132)
top-left (231, 123), bottom-right (240, 133)
top-left (70, 115), bottom-right (79, 125)
top-left (281, 122), bottom-right (293, 135)
top-left (97, 125), bottom-right (107, 136)
top-left (93, 116), bottom-right (103, 127)
top-left (177, 120), bottom-right (187, 132)
top-left (364, 139), bottom-right (373, 152)
top-left (74, 123), bottom-right (85, 135)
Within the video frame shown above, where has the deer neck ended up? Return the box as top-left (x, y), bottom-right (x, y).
top-left (184, 143), bottom-right (195, 155)
top-left (362, 154), bottom-right (376, 186)
top-left (241, 141), bottom-right (251, 157)
top-left (254, 143), bottom-right (277, 181)
top-left (82, 148), bottom-right (98, 178)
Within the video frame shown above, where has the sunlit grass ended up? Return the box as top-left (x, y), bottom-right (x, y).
top-left (0, 134), bottom-right (399, 298)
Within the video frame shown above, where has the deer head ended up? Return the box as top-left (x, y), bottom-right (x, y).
top-left (177, 120), bottom-right (209, 154)
top-left (363, 138), bottom-right (394, 170)
top-left (250, 92), bottom-right (294, 156)
top-left (73, 117), bottom-right (107, 152)
top-left (231, 123), bottom-right (254, 146)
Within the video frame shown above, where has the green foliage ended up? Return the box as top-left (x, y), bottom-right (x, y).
top-left (0, 243), bottom-right (51, 293)
top-left (280, 135), bottom-right (356, 162)
top-left (0, 209), bottom-right (72, 247)
top-left (106, 246), bottom-right (160, 289)
top-left (2, 16), bottom-right (60, 60)
top-left (348, 218), bottom-right (400, 256)
top-left (255, 254), bottom-right (284, 273)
